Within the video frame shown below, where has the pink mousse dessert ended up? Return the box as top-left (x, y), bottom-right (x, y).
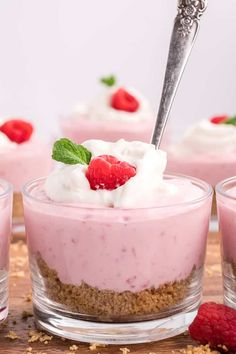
top-left (0, 118), bottom-right (52, 219)
top-left (0, 179), bottom-right (12, 322)
top-left (216, 177), bottom-right (236, 309)
top-left (167, 115), bottom-right (236, 186)
top-left (23, 138), bottom-right (212, 342)
top-left (60, 75), bottom-right (164, 144)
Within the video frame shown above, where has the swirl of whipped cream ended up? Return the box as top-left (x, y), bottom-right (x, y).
top-left (171, 120), bottom-right (236, 156)
top-left (73, 87), bottom-right (153, 123)
top-left (44, 139), bottom-right (178, 208)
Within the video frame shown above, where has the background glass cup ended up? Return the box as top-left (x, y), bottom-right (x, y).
top-left (0, 179), bottom-right (12, 322)
top-left (216, 176), bottom-right (236, 309)
top-left (23, 175), bottom-right (212, 344)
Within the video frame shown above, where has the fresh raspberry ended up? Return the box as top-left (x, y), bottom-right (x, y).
top-left (86, 154), bottom-right (136, 191)
top-left (210, 115), bottom-right (228, 124)
top-left (189, 302), bottom-right (236, 352)
top-left (0, 119), bottom-right (33, 144)
top-left (111, 88), bottom-right (140, 113)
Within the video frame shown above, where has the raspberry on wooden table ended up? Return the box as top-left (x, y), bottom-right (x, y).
top-left (189, 302), bottom-right (236, 352)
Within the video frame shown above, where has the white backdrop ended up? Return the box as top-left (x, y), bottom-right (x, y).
top-left (0, 0), bottom-right (235, 138)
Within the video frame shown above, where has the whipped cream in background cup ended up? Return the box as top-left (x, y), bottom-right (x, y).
top-left (216, 176), bottom-right (236, 310)
top-left (0, 118), bottom-right (53, 230)
top-left (0, 179), bottom-right (12, 323)
top-left (59, 76), bottom-right (169, 147)
top-left (23, 139), bottom-right (212, 344)
top-left (167, 117), bottom-right (236, 217)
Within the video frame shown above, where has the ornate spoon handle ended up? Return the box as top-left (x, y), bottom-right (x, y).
top-left (151, 0), bottom-right (207, 148)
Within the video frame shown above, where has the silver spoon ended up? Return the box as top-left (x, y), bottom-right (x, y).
top-left (151, 0), bottom-right (208, 148)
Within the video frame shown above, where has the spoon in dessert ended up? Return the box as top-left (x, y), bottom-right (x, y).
top-left (151, 0), bottom-right (208, 148)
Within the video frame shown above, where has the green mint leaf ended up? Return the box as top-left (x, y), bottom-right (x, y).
top-left (225, 116), bottom-right (236, 126)
top-left (52, 138), bottom-right (92, 165)
top-left (100, 75), bottom-right (116, 87)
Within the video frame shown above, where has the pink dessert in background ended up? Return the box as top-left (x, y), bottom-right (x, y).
top-left (167, 116), bottom-right (236, 186)
top-left (61, 117), bottom-right (155, 146)
top-left (217, 182), bottom-right (236, 264)
top-left (216, 177), bottom-right (236, 308)
top-left (60, 75), bottom-right (168, 146)
top-left (0, 141), bottom-right (52, 192)
top-left (167, 157), bottom-right (236, 187)
top-left (0, 118), bottom-right (52, 221)
top-left (0, 118), bottom-right (52, 192)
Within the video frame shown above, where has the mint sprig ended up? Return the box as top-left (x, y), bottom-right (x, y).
top-left (52, 138), bottom-right (92, 165)
top-left (225, 116), bottom-right (236, 126)
top-left (100, 75), bottom-right (116, 87)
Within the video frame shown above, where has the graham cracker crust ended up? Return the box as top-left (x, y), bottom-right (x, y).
top-left (13, 193), bottom-right (23, 219)
top-left (37, 256), bottom-right (194, 319)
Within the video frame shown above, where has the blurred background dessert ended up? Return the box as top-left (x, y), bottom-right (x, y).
top-left (60, 75), bottom-right (162, 144)
top-left (167, 115), bottom-right (236, 186)
top-left (0, 118), bottom-right (52, 224)
top-left (167, 115), bottom-right (236, 216)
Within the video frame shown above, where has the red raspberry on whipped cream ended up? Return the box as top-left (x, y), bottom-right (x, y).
top-left (0, 119), bottom-right (33, 144)
top-left (46, 138), bottom-right (174, 208)
top-left (111, 88), bottom-right (140, 113)
top-left (210, 115), bottom-right (228, 124)
top-left (86, 154), bottom-right (136, 191)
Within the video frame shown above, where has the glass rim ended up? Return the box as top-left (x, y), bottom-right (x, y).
top-left (22, 174), bottom-right (213, 212)
top-left (216, 176), bottom-right (236, 201)
top-left (0, 178), bottom-right (12, 199)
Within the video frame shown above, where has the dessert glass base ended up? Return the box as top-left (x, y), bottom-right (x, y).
top-left (0, 269), bottom-right (8, 322)
top-left (222, 262), bottom-right (236, 309)
top-left (0, 179), bottom-right (12, 323)
top-left (33, 304), bottom-right (198, 344)
top-left (23, 175), bottom-right (212, 344)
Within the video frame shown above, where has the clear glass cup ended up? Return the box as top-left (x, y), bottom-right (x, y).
top-left (23, 175), bottom-right (212, 344)
top-left (216, 176), bottom-right (236, 309)
top-left (0, 179), bottom-right (12, 322)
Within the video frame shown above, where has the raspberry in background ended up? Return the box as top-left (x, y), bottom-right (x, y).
top-left (0, 119), bottom-right (33, 144)
top-left (111, 88), bottom-right (140, 113)
top-left (210, 115), bottom-right (228, 124)
top-left (189, 302), bottom-right (236, 352)
top-left (86, 154), bottom-right (136, 191)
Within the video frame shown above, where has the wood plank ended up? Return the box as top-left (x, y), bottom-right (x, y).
top-left (0, 233), bottom-right (222, 353)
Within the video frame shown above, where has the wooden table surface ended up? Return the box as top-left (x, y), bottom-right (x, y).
top-left (0, 232), bottom-right (222, 354)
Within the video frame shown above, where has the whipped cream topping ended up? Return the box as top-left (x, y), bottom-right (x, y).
top-left (44, 139), bottom-right (178, 208)
top-left (171, 120), bottom-right (236, 156)
top-left (0, 131), bottom-right (17, 152)
top-left (73, 86), bottom-right (153, 123)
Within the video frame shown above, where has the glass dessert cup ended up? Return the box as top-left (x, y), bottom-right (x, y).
top-left (23, 175), bottom-right (212, 344)
top-left (216, 176), bottom-right (236, 309)
top-left (0, 179), bottom-right (12, 322)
